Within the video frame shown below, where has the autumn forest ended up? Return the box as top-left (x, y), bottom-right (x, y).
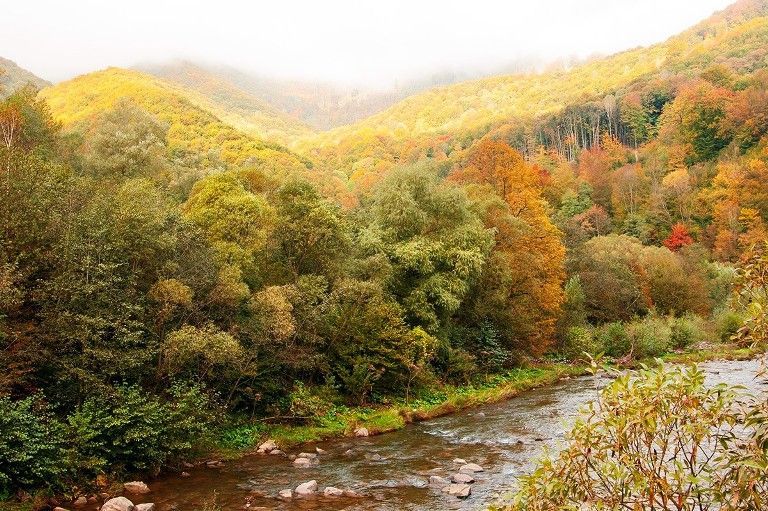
top-left (2, 1), bottom-right (768, 509)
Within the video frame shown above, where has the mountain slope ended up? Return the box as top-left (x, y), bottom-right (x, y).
top-left (135, 61), bottom-right (315, 145)
top-left (38, 67), bottom-right (310, 169)
top-left (142, 61), bottom-right (470, 131)
top-left (300, 0), bottom-right (768, 172)
top-left (0, 57), bottom-right (50, 96)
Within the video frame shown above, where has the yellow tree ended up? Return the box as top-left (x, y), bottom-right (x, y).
top-left (451, 139), bottom-right (565, 355)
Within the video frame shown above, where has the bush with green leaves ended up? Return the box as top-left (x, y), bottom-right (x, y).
top-left (67, 384), bottom-right (214, 477)
top-left (595, 321), bottom-right (631, 358)
top-left (714, 308), bottom-right (746, 342)
top-left (505, 364), bottom-right (768, 511)
top-left (560, 326), bottom-right (601, 360)
top-left (627, 314), bottom-right (671, 358)
top-left (0, 396), bottom-right (66, 497)
top-left (669, 313), bottom-right (707, 349)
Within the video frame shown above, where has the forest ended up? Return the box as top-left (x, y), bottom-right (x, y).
top-left (1, 0), bottom-right (768, 508)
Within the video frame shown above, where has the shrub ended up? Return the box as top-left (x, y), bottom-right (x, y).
top-left (595, 322), bottom-right (631, 358)
top-left (288, 382), bottom-right (336, 421)
top-left (714, 308), bottom-right (746, 342)
top-left (561, 326), bottom-right (600, 360)
top-left (67, 384), bottom-right (214, 478)
top-left (0, 396), bottom-right (66, 496)
top-left (506, 364), bottom-right (767, 510)
top-left (627, 315), bottom-right (671, 358)
top-left (668, 313), bottom-right (707, 349)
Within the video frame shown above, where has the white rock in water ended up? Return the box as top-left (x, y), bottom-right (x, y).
top-left (293, 457), bottom-right (313, 467)
top-left (459, 463), bottom-right (484, 473)
top-left (100, 497), bottom-right (135, 511)
top-left (452, 458), bottom-right (467, 465)
top-left (429, 475), bottom-right (451, 486)
top-left (73, 496), bottom-right (88, 506)
top-left (295, 480), bottom-right (318, 495)
top-left (278, 489), bottom-right (293, 499)
top-left (452, 473), bottom-right (474, 484)
top-left (269, 449), bottom-right (284, 456)
top-left (297, 452), bottom-right (317, 459)
top-left (323, 487), bottom-right (344, 497)
top-left (123, 481), bottom-right (150, 494)
top-left (443, 483), bottom-right (472, 498)
top-left (315, 447), bottom-right (327, 454)
top-left (135, 504), bottom-right (155, 511)
top-left (257, 439), bottom-right (278, 453)
top-left (354, 427), bottom-right (369, 437)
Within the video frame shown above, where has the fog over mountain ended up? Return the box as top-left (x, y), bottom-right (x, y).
top-left (1, 0), bottom-right (734, 89)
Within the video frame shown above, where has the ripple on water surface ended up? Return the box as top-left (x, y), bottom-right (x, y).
top-left (126, 359), bottom-right (765, 511)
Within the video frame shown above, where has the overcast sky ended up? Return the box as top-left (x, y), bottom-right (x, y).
top-left (1, 0), bottom-right (736, 89)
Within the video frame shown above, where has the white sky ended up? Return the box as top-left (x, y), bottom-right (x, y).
top-left (1, 0), bottom-right (736, 88)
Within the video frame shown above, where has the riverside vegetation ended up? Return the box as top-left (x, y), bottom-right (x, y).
top-left (1, 0), bottom-right (768, 507)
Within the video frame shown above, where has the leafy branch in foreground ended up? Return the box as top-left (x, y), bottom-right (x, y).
top-left (504, 364), bottom-right (768, 511)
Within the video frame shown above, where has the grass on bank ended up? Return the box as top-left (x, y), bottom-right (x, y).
top-left (213, 342), bottom-right (761, 457)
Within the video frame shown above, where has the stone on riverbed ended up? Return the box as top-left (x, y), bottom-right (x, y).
top-left (429, 475), bottom-right (451, 486)
top-left (315, 447), bottom-right (327, 454)
top-left (354, 427), bottom-right (369, 437)
top-left (278, 489), bottom-right (293, 499)
top-left (452, 458), bottom-right (467, 465)
top-left (323, 487), bottom-right (344, 497)
top-left (123, 481), bottom-right (150, 494)
top-left (135, 505), bottom-right (155, 511)
top-left (257, 439), bottom-right (278, 453)
top-left (443, 483), bottom-right (472, 498)
top-left (297, 452), bottom-right (317, 459)
top-left (295, 480), bottom-right (318, 496)
top-left (452, 473), bottom-right (474, 484)
top-left (100, 497), bottom-right (135, 511)
top-left (53, 507), bottom-right (70, 511)
top-left (269, 449), bottom-right (284, 456)
top-left (293, 457), bottom-right (313, 467)
top-left (459, 463), bottom-right (484, 473)
top-left (73, 496), bottom-right (88, 506)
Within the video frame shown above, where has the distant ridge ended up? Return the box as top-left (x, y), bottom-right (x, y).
top-left (0, 57), bottom-right (50, 96)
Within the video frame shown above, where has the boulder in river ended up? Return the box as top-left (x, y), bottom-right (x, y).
top-left (293, 457), bottom-right (313, 467)
top-left (257, 439), bottom-right (278, 453)
top-left (297, 452), bottom-right (317, 459)
top-left (343, 489), bottom-right (363, 498)
top-left (354, 427), bottom-right (369, 437)
top-left (123, 482), bottom-right (150, 494)
top-left (278, 489), bottom-right (293, 499)
top-left (443, 483), bottom-right (472, 498)
top-left (452, 473), bottom-right (474, 484)
top-left (180, 471), bottom-right (191, 477)
top-left (429, 475), bottom-right (451, 486)
top-left (459, 463), bottom-right (484, 473)
top-left (295, 480), bottom-right (318, 496)
top-left (315, 447), bottom-right (327, 455)
top-left (135, 505), bottom-right (155, 511)
top-left (452, 458), bottom-right (467, 465)
top-left (73, 496), bottom-right (88, 506)
top-left (100, 497), bottom-right (135, 511)
top-left (323, 487), bottom-right (344, 497)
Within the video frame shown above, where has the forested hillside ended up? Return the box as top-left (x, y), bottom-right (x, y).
top-left (1, 0), bottom-right (767, 504)
top-left (38, 68), bottom-right (311, 170)
top-left (0, 57), bottom-right (49, 97)
top-left (133, 62), bottom-right (316, 144)
top-left (140, 61), bottom-right (467, 131)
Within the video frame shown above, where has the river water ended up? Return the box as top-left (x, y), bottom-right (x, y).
top-left (129, 359), bottom-right (765, 511)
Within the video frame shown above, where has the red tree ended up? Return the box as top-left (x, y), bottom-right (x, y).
top-left (663, 223), bottom-right (694, 251)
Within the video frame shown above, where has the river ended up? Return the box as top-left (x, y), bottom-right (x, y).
top-left (128, 359), bottom-right (765, 511)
